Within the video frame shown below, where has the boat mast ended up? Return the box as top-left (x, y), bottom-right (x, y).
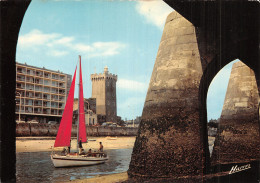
top-left (76, 55), bottom-right (81, 151)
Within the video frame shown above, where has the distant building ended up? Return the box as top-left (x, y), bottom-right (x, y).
top-left (97, 114), bottom-right (107, 124)
top-left (91, 66), bottom-right (117, 122)
top-left (73, 109), bottom-right (98, 126)
top-left (73, 98), bottom-right (97, 125)
top-left (16, 62), bottom-right (72, 123)
top-left (125, 116), bottom-right (141, 127)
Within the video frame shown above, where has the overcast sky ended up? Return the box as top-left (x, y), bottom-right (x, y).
top-left (16, 0), bottom-right (234, 120)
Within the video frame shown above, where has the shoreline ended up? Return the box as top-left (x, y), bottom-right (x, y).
top-left (16, 136), bottom-right (136, 153)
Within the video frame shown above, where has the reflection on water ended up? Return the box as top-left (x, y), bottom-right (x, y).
top-left (16, 149), bottom-right (133, 183)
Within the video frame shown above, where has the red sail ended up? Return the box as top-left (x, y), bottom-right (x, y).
top-left (78, 56), bottom-right (87, 143)
top-left (54, 67), bottom-right (77, 147)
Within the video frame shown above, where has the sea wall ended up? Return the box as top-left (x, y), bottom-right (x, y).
top-left (16, 123), bottom-right (138, 137)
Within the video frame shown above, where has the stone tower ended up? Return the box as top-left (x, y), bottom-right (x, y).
top-left (91, 66), bottom-right (117, 122)
top-left (211, 61), bottom-right (260, 165)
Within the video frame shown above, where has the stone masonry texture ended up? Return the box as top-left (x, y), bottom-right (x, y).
top-left (211, 61), bottom-right (260, 166)
top-left (128, 11), bottom-right (208, 178)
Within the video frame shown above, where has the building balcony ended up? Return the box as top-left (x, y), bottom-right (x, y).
top-left (25, 103), bottom-right (33, 106)
top-left (35, 81), bottom-right (43, 84)
top-left (52, 76), bottom-right (59, 80)
top-left (34, 104), bottom-right (42, 106)
top-left (17, 71), bottom-right (26, 74)
top-left (36, 73), bottom-right (43, 77)
top-left (17, 78), bottom-right (25, 81)
top-left (26, 88), bottom-right (34, 91)
top-left (15, 109), bottom-right (25, 113)
top-left (17, 86), bottom-right (25, 89)
top-left (25, 110), bottom-right (33, 113)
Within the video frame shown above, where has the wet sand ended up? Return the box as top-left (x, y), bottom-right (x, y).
top-left (16, 136), bottom-right (136, 153)
top-left (61, 172), bottom-right (128, 183)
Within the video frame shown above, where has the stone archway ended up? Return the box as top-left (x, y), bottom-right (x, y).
top-left (128, 1), bottom-right (260, 181)
top-left (211, 61), bottom-right (260, 167)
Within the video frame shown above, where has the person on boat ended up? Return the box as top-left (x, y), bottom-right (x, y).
top-left (68, 139), bottom-right (71, 153)
top-left (92, 151), bottom-right (97, 157)
top-left (88, 149), bottom-right (92, 153)
top-left (61, 147), bottom-right (68, 155)
top-left (79, 138), bottom-right (83, 154)
top-left (99, 142), bottom-right (103, 152)
top-left (87, 149), bottom-right (92, 157)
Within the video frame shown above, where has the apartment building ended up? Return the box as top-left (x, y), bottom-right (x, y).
top-left (16, 62), bottom-right (72, 123)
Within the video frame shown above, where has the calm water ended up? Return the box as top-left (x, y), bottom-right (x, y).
top-left (16, 149), bottom-right (133, 183)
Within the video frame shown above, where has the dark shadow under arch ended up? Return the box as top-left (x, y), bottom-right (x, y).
top-left (198, 55), bottom-right (235, 173)
top-left (0, 1), bottom-right (31, 182)
top-left (199, 56), bottom-right (260, 175)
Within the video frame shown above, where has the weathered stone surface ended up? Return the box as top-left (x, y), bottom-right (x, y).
top-left (211, 61), bottom-right (260, 166)
top-left (128, 11), bottom-right (209, 178)
top-left (16, 123), bottom-right (30, 136)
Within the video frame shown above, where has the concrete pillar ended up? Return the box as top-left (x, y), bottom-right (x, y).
top-left (211, 61), bottom-right (260, 165)
top-left (128, 11), bottom-right (207, 178)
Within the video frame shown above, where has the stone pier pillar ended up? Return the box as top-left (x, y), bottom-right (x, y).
top-left (128, 12), bottom-right (208, 178)
top-left (211, 61), bottom-right (260, 165)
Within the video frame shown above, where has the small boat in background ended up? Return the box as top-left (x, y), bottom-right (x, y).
top-left (88, 139), bottom-right (96, 141)
top-left (51, 56), bottom-right (108, 168)
top-left (106, 136), bottom-right (117, 140)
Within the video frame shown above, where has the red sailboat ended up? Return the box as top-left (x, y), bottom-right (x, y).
top-left (51, 56), bottom-right (108, 168)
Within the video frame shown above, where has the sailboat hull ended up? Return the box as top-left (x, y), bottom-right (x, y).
top-left (51, 154), bottom-right (108, 168)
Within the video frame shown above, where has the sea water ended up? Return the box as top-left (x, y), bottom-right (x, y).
top-left (16, 148), bottom-right (133, 183)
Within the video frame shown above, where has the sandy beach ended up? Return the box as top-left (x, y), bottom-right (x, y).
top-left (16, 136), bottom-right (136, 153)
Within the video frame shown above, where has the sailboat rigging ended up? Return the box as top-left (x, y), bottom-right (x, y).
top-left (51, 56), bottom-right (108, 168)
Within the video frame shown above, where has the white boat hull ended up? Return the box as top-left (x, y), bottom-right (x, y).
top-left (51, 154), bottom-right (108, 168)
